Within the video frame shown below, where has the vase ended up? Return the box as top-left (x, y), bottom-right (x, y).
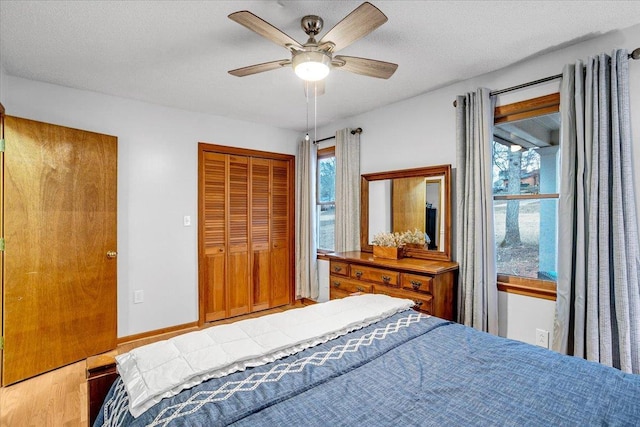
top-left (373, 245), bottom-right (403, 260)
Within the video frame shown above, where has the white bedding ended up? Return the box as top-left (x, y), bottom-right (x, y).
top-left (116, 294), bottom-right (414, 417)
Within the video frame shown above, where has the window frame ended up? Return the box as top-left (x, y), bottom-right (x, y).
top-left (493, 93), bottom-right (560, 300)
top-left (316, 146), bottom-right (336, 254)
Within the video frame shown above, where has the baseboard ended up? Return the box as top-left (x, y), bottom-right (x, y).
top-left (116, 321), bottom-right (199, 345)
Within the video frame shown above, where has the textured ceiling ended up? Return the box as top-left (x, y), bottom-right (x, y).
top-left (1, 1), bottom-right (639, 132)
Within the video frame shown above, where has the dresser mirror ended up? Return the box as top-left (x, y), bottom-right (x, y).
top-left (360, 164), bottom-right (452, 261)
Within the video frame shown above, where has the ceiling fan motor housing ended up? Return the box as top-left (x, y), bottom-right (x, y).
top-left (301, 15), bottom-right (323, 37)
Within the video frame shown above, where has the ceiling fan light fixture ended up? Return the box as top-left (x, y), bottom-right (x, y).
top-left (293, 51), bottom-right (331, 81)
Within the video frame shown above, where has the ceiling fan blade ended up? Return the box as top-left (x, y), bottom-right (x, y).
top-left (318, 2), bottom-right (387, 52)
top-left (229, 60), bottom-right (291, 77)
top-left (303, 79), bottom-right (325, 97)
top-left (333, 55), bottom-right (398, 79)
top-left (229, 11), bottom-right (302, 51)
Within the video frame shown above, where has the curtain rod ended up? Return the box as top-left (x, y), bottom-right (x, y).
top-left (453, 47), bottom-right (640, 107)
top-left (313, 127), bottom-right (362, 144)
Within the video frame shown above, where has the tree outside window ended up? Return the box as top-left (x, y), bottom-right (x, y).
top-left (317, 147), bottom-right (335, 251)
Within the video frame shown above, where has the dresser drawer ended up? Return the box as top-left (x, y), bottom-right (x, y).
top-left (350, 265), bottom-right (399, 287)
top-left (329, 261), bottom-right (349, 277)
top-left (373, 286), bottom-right (433, 314)
top-left (401, 273), bottom-right (433, 295)
top-left (330, 277), bottom-right (373, 294)
top-left (330, 286), bottom-right (352, 300)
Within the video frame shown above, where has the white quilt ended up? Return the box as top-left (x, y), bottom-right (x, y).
top-left (116, 294), bottom-right (414, 417)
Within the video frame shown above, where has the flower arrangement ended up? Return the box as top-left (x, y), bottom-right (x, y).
top-left (371, 229), bottom-right (428, 259)
top-left (371, 229), bottom-right (427, 247)
top-left (401, 228), bottom-right (427, 246)
top-left (371, 231), bottom-right (404, 247)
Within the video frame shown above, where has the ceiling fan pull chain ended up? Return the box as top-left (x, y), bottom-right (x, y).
top-left (305, 80), bottom-right (310, 142)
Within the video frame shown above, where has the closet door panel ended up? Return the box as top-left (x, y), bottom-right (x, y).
top-left (251, 250), bottom-right (270, 311)
top-left (251, 159), bottom-right (271, 311)
top-left (270, 160), bottom-right (291, 307)
top-left (203, 250), bottom-right (226, 322)
top-left (228, 249), bottom-right (250, 316)
top-left (227, 156), bottom-right (250, 316)
top-left (201, 152), bottom-right (227, 321)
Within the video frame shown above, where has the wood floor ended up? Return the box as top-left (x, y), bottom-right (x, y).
top-left (0, 301), bottom-right (313, 427)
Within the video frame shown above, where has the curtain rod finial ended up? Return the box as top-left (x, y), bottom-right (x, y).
top-left (453, 100), bottom-right (457, 108)
top-left (630, 48), bottom-right (640, 60)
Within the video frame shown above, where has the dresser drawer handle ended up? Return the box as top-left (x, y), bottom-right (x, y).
top-left (332, 281), bottom-right (341, 288)
top-left (381, 275), bottom-right (391, 284)
top-left (410, 280), bottom-right (422, 290)
top-left (333, 266), bottom-right (343, 272)
top-left (355, 271), bottom-right (363, 278)
top-left (356, 287), bottom-right (365, 292)
top-left (413, 300), bottom-right (423, 308)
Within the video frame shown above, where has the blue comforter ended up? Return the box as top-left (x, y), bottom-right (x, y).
top-left (96, 311), bottom-right (640, 426)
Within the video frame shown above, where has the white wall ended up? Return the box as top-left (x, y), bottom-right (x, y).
top-left (499, 293), bottom-right (555, 347)
top-left (0, 62), bottom-right (6, 105)
top-left (317, 24), bottom-right (640, 345)
top-left (3, 76), bottom-right (299, 337)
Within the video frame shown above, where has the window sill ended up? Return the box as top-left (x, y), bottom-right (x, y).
top-left (497, 274), bottom-right (556, 301)
top-left (316, 251), bottom-right (333, 261)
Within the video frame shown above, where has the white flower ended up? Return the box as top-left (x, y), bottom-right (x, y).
top-left (371, 231), bottom-right (403, 247)
top-left (372, 229), bottom-right (427, 247)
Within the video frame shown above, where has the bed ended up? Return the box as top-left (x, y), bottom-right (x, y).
top-left (93, 294), bottom-right (640, 426)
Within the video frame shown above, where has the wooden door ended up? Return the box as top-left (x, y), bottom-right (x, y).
top-left (200, 152), bottom-right (227, 322)
top-left (198, 144), bottom-right (294, 324)
top-left (250, 158), bottom-right (271, 312)
top-left (392, 177), bottom-right (426, 232)
top-left (2, 116), bottom-right (117, 385)
top-left (227, 155), bottom-right (250, 317)
top-left (270, 160), bottom-right (291, 307)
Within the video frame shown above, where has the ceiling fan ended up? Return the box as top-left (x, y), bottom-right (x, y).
top-left (228, 1), bottom-right (398, 82)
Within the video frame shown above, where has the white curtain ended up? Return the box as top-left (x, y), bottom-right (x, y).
top-left (455, 88), bottom-right (499, 334)
top-left (554, 50), bottom-right (640, 373)
top-left (334, 128), bottom-right (360, 252)
top-left (295, 138), bottom-right (319, 299)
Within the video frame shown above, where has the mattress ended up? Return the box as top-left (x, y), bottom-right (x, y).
top-left (96, 303), bottom-right (640, 426)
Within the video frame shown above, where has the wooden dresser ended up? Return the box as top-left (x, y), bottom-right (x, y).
top-left (327, 251), bottom-right (458, 321)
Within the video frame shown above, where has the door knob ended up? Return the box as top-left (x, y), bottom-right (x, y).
top-left (106, 251), bottom-right (118, 259)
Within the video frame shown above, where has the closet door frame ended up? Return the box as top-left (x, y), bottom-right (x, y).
top-left (197, 143), bottom-right (295, 326)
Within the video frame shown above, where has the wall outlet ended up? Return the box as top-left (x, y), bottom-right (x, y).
top-left (183, 215), bottom-right (191, 226)
top-left (134, 290), bottom-right (144, 304)
top-left (535, 328), bottom-right (549, 348)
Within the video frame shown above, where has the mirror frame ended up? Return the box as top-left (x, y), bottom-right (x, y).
top-left (360, 164), bottom-right (452, 261)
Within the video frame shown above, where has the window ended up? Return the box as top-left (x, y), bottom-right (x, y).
top-left (317, 146), bottom-right (336, 252)
top-left (492, 93), bottom-right (560, 298)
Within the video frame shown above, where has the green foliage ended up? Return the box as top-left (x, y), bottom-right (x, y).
top-left (318, 156), bottom-right (336, 203)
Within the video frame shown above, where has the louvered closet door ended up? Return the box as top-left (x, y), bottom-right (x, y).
top-left (270, 159), bottom-right (291, 307)
top-left (250, 158), bottom-right (271, 312)
top-left (199, 144), bottom-right (293, 323)
top-left (227, 155), bottom-right (250, 317)
top-left (201, 152), bottom-right (227, 322)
